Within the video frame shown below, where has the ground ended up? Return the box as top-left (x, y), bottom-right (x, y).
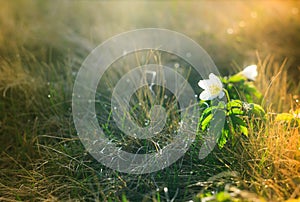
top-left (0, 1), bottom-right (299, 201)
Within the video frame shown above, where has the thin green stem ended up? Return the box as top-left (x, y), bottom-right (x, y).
top-left (223, 88), bottom-right (231, 102)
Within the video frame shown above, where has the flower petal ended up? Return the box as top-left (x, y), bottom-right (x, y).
top-left (218, 91), bottom-right (225, 99)
top-left (198, 79), bottom-right (210, 90)
top-left (208, 73), bottom-right (217, 81)
top-left (199, 90), bottom-right (212, 100)
top-left (198, 73), bottom-right (224, 100)
top-left (242, 65), bottom-right (258, 81)
top-left (209, 73), bottom-right (222, 88)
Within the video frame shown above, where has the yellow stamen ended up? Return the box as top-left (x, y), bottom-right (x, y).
top-left (209, 85), bottom-right (221, 95)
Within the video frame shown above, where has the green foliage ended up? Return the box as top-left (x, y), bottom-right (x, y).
top-left (198, 73), bottom-right (266, 149)
top-left (275, 112), bottom-right (300, 127)
top-left (1, 1), bottom-right (299, 202)
top-left (248, 103), bottom-right (266, 117)
top-left (194, 191), bottom-right (236, 202)
top-left (215, 191), bottom-right (232, 202)
top-left (122, 193), bottom-right (129, 202)
top-left (222, 74), bottom-right (262, 103)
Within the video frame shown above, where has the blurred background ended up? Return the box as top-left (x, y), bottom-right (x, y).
top-left (0, 1), bottom-right (300, 201)
top-left (1, 0), bottom-right (299, 81)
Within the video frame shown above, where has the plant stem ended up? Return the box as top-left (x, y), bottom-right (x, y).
top-left (223, 88), bottom-right (231, 102)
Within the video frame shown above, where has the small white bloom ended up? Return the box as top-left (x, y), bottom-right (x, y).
top-left (241, 65), bottom-right (258, 81)
top-left (293, 113), bottom-right (300, 119)
top-left (198, 73), bottom-right (225, 100)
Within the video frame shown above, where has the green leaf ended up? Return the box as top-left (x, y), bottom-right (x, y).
top-left (231, 108), bottom-right (244, 115)
top-left (244, 82), bottom-right (262, 101)
top-left (220, 77), bottom-right (229, 84)
top-left (122, 193), bottom-right (128, 202)
top-left (226, 83), bottom-right (233, 89)
top-left (202, 106), bottom-right (213, 116)
top-left (201, 113), bottom-right (213, 131)
top-left (240, 125), bottom-right (248, 136)
top-left (227, 100), bottom-right (244, 115)
top-left (230, 114), bottom-right (246, 127)
top-left (216, 100), bottom-right (226, 109)
top-left (275, 113), bottom-right (299, 127)
top-left (250, 103), bottom-right (265, 117)
top-left (216, 191), bottom-right (231, 202)
top-left (275, 113), bottom-right (294, 122)
top-left (199, 106), bottom-right (212, 123)
top-left (199, 104), bottom-right (222, 123)
top-left (227, 99), bottom-right (243, 109)
top-left (218, 129), bottom-right (228, 148)
top-left (228, 74), bottom-right (247, 83)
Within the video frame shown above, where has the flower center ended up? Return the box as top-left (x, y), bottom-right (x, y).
top-left (209, 85), bottom-right (221, 95)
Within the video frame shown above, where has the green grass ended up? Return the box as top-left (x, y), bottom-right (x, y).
top-left (0, 1), bottom-right (300, 201)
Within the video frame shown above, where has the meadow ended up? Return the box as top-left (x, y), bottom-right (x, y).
top-left (0, 1), bottom-right (300, 201)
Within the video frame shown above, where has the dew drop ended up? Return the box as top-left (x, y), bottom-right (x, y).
top-left (144, 119), bottom-right (150, 126)
top-left (47, 94), bottom-right (51, 98)
top-left (179, 121), bottom-right (183, 128)
top-left (186, 52), bottom-right (192, 58)
top-left (164, 95), bottom-right (168, 99)
top-left (174, 63), bottom-right (180, 68)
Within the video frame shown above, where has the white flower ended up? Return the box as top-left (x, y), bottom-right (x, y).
top-left (292, 108), bottom-right (300, 119)
top-left (293, 112), bottom-right (300, 119)
top-left (241, 65), bottom-right (258, 81)
top-left (198, 73), bottom-right (225, 100)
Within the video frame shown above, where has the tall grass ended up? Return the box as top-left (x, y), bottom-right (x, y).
top-left (219, 56), bottom-right (300, 201)
top-left (0, 1), bottom-right (299, 201)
